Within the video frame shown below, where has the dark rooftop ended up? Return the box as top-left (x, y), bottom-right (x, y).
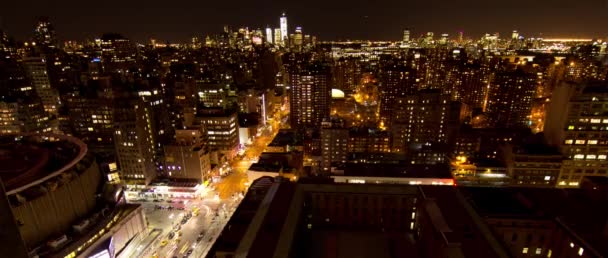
top-left (268, 130), bottom-right (303, 147)
top-left (211, 177), bottom-right (275, 254)
top-left (343, 163), bottom-right (452, 179)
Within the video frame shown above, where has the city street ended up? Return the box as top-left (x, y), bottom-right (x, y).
top-left (120, 113), bottom-right (285, 258)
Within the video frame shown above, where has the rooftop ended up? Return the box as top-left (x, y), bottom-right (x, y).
top-left (268, 129), bottom-right (303, 147)
top-left (0, 134), bottom-right (86, 193)
top-left (342, 163), bottom-right (453, 179)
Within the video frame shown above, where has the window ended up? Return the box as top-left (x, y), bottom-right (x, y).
top-left (575, 140), bottom-right (586, 144)
top-left (522, 247), bottom-right (529, 254)
top-left (588, 140), bottom-right (598, 145)
top-left (536, 248), bottom-right (542, 254)
top-left (578, 248), bottom-right (584, 256)
top-left (564, 139), bottom-right (573, 144)
top-left (574, 154), bottom-right (585, 159)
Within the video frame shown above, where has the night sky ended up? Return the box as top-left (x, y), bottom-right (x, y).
top-left (2, 0), bottom-right (608, 42)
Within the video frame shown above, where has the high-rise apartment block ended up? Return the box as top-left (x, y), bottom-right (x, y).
top-left (558, 82), bottom-right (608, 187)
top-left (486, 68), bottom-right (537, 128)
top-left (22, 56), bottom-right (60, 115)
top-left (290, 62), bottom-right (331, 128)
top-left (391, 89), bottom-right (450, 153)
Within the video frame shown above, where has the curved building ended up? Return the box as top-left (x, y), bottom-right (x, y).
top-left (0, 133), bottom-right (101, 249)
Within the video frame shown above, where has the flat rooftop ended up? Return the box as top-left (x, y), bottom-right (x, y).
top-left (342, 163), bottom-right (453, 178)
top-left (268, 130), bottom-right (303, 146)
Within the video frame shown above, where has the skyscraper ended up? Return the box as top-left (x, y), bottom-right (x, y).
top-left (293, 26), bottom-right (303, 51)
top-left (280, 13), bottom-right (288, 46)
top-left (22, 56), bottom-right (61, 115)
top-left (391, 89), bottom-right (450, 153)
top-left (558, 82), bottom-right (608, 187)
top-left (265, 27), bottom-right (273, 44)
top-left (486, 67), bottom-right (537, 128)
top-left (378, 62), bottom-right (417, 127)
top-left (290, 62), bottom-right (331, 128)
top-left (274, 28), bottom-right (282, 46)
top-left (403, 29), bottom-right (410, 42)
top-left (114, 94), bottom-right (159, 185)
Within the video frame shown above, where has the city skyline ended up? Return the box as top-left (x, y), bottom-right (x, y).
top-left (2, 0), bottom-right (608, 42)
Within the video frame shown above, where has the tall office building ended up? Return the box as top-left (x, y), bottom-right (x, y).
top-left (290, 62), bottom-right (331, 128)
top-left (293, 26), bottom-right (303, 51)
top-left (113, 96), bottom-right (158, 185)
top-left (403, 29), bottom-right (410, 42)
top-left (511, 30), bottom-right (519, 40)
top-left (265, 27), bottom-right (273, 44)
top-left (558, 82), bottom-right (608, 187)
top-left (391, 90), bottom-right (450, 153)
top-left (196, 108), bottom-right (239, 159)
top-left (22, 56), bottom-right (60, 115)
top-left (33, 17), bottom-right (56, 47)
top-left (273, 28), bottom-right (282, 46)
top-left (280, 13), bottom-right (288, 46)
top-left (486, 68), bottom-right (537, 128)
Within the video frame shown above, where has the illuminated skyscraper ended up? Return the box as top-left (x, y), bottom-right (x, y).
top-left (391, 90), bottom-right (450, 153)
top-left (22, 56), bottom-right (60, 115)
top-left (274, 28), bottom-right (282, 46)
top-left (486, 68), bottom-right (537, 128)
top-left (403, 29), bottom-right (410, 42)
top-left (265, 27), bottom-right (273, 44)
top-left (293, 26), bottom-right (303, 51)
top-left (114, 95), bottom-right (158, 185)
top-left (33, 17), bottom-right (56, 47)
top-left (558, 82), bottom-right (608, 187)
top-left (511, 30), bottom-right (519, 40)
top-left (290, 62), bottom-right (331, 128)
top-left (280, 13), bottom-right (288, 46)
top-left (378, 62), bottom-right (417, 127)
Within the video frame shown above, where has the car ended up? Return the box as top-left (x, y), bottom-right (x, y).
top-left (160, 240), bottom-right (168, 247)
top-left (208, 237), bottom-right (213, 242)
top-left (166, 200), bottom-right (174, 203)
top-left (196, 236), bottom-right (203, 242)
top-left (153, 199), bottom-right (161, 202)
top-left (168, 232), bottom-right (175, 239)
top-left (177, 207), bottom-right (185, 211)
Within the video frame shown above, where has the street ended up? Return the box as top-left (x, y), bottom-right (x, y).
top-left (119, 114), bottom-right (284, 258)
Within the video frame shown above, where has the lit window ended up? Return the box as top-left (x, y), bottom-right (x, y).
top-left (564, 139), bottom-right (573, 144)
top-left (574, 154), bottom-right (585, 160)
top-left (591, 119), bottom-right (601, 123)
top-left (587, 155), bottom-right (596, 160)
top-left (523, 247), bottom-right (528, 254)
top-left (599, 155), bottom-right (607, 160)
top-left (536, 248), bottom-right (542, 254)
top-left (575, 140), bottom-right (586, 144)
top-left (588, 140), bottom-right (598, 145)
top-left (568, 125), bottom-right (575, 130)
top-left (544, 176), bottom-right (551, 181)
top-left (547, 249), bottom-right (552, 258)
top-left (578, 248), bottom-right (584, 256)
